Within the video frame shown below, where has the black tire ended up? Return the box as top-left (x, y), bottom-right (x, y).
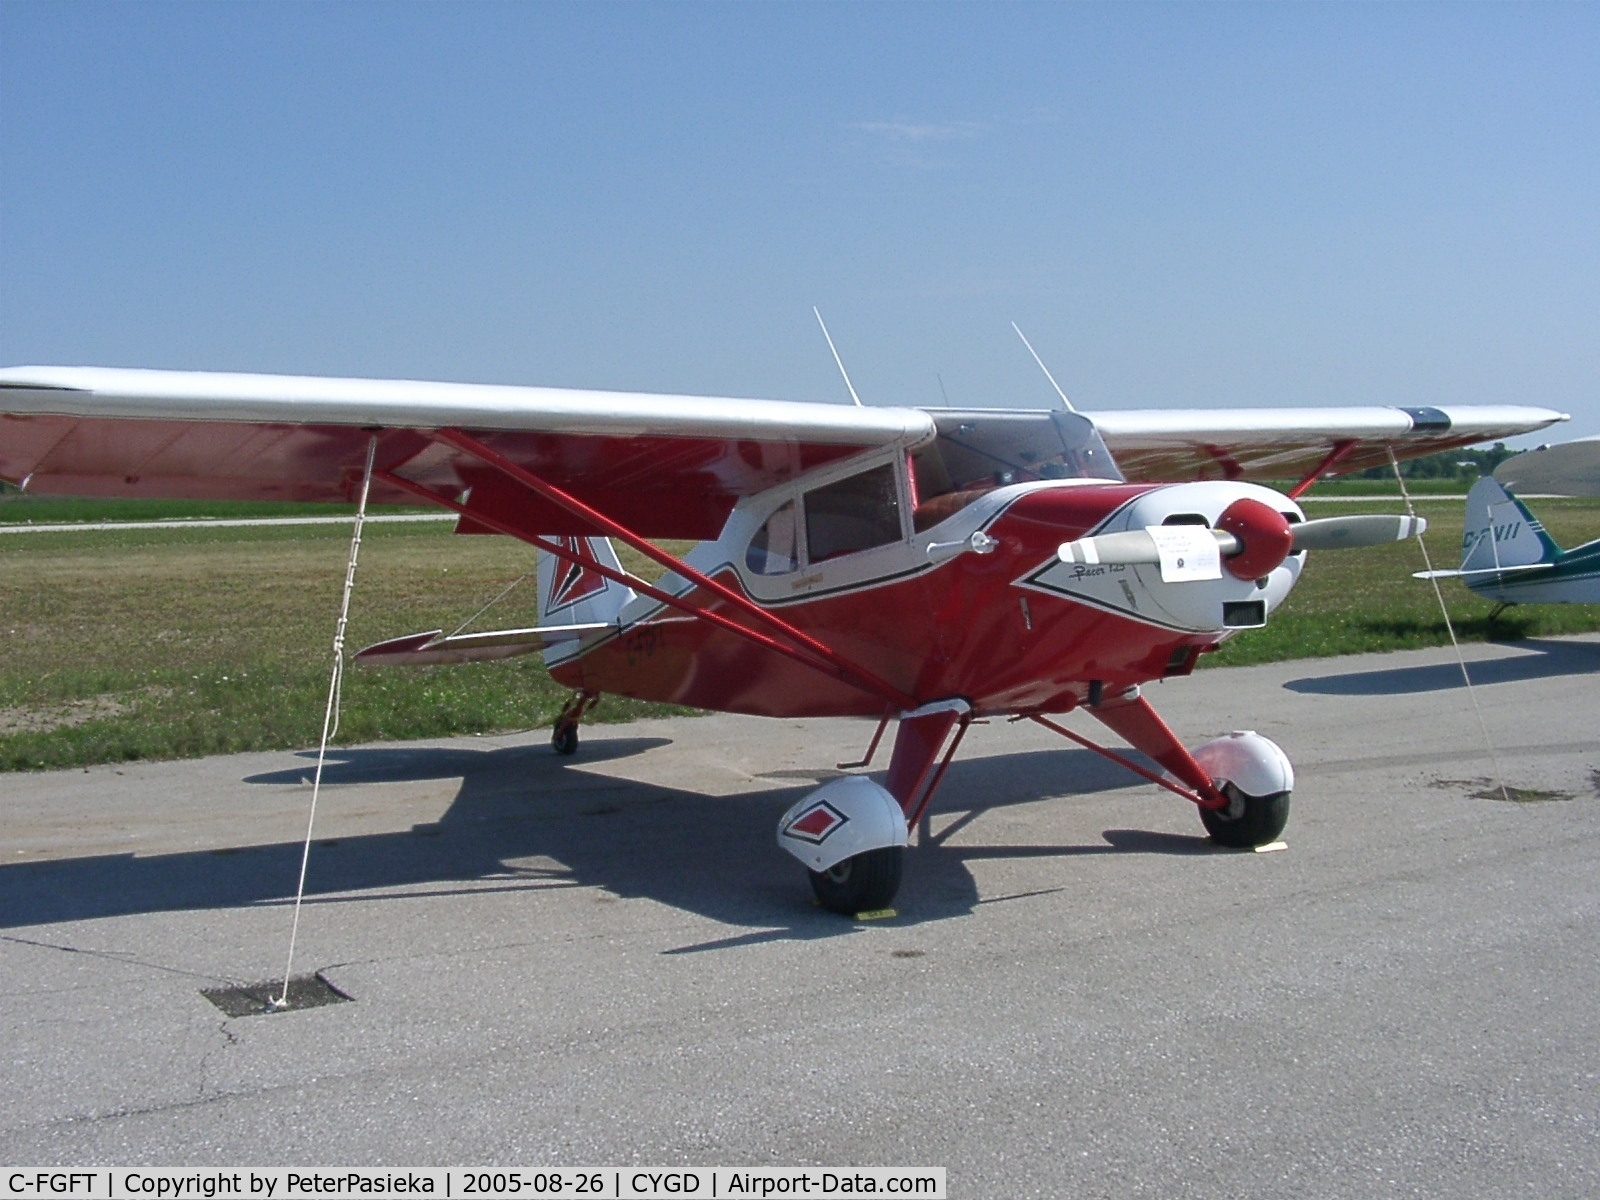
top-left (551, 722), bottom-right (579, 756)
top-left (808, 846), bottom-right (903, 915)
top-left (1200, 782), bottom-right (1290, 847)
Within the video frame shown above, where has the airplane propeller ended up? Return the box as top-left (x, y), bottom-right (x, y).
top-left (1059, 512), bottom-right (1426, 576)
top-left (1287, 513), bottom-right (1427, 552)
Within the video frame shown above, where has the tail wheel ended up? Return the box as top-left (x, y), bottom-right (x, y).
top-left (1200, 782), bottom-right (1290, 847)
top-left (808, 846), bottom-right (903, 915)
top-left (551, 721), bottom-right (579, 756)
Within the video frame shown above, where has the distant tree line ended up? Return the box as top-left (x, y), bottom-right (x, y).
top-left (1355, 443), bottom-right (1516, 481)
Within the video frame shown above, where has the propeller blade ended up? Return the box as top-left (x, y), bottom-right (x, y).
top-left (1059, 529), bottom-right (1156, 566)
top-left (1060, 512), bottom-right (1425, 573)
top-left (1058, 527), bottom-right (1242, 585)
top-left (1059, 528), bottom-right (1243, 567)
top-left (1289, 514), bottom-right (1425, 552)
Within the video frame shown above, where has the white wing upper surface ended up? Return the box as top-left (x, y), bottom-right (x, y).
top-left (0, 366), bottom-right (933, 445)
top-left (0, 365), bottom-right (1570, 536)
top-left (0, 366), bottom-right (935, 537)
top-left (1084, 404), bottom-right (1568, 483)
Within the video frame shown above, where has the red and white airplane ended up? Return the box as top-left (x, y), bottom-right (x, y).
top-left (0, 365), bottom-right (1567, 913)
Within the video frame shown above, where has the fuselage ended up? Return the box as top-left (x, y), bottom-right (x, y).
top-left (1465, 537), bottom-right (1600, 605)
top-left (547, 467), bottom-right (1305, 719)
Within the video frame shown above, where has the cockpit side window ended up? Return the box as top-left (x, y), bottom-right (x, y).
top-left (745, 500), bottom-right (801, 575)
top-left (803, 463), bottom-right (903, 563)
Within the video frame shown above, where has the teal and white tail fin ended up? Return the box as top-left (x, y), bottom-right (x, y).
top-left (1460, 476), bottom-right (1562, 579)
top-left (1426, 475), bottom-right (1566, 605)
top-left (535, 537), bottom-right (636, 659)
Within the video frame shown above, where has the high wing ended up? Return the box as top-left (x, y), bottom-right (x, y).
top-left (1082, 405), bottom-right (1568, 483)
top-left (0, 367), bottom-right (1569, 528)
top-left (0, 366), bottom-right (934, 538)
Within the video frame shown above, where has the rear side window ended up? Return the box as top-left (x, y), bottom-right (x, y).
top-left (804, 464), bottom-right (903, 563)
top-left (746, 501), bottom-right (801, 575)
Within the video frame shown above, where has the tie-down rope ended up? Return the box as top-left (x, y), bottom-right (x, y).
top-left (1388, 447), bottom-right (1510, 803)
top-left (274, 434), bottom-right (378, 1009)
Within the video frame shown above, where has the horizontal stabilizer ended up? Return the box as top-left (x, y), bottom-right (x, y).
top-left (355, 623), bottom-right (613, 666)
top-left (1414, 563), bottom-right (1554, 581)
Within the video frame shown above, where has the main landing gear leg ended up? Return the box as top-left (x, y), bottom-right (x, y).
top-left (551, 690), bottom-right (599, 757)
top-left (1087, 692), bottom-right (1292, 848)
top-left (776, 700), bottom-right (971, 915)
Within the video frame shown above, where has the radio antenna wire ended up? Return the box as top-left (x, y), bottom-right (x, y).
top-left (1012, 322), bottom-right (1077, 413)
top-left (814, 307), bottom-right (864, 407)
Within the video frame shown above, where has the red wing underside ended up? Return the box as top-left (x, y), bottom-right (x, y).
top-left (1108, 435), bottom-right (1499, 484)
top-left (0, 415), bottom-right (865, 539)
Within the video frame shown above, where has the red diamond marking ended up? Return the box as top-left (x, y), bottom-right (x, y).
top-left (783, 801), bottom-right (848, 844)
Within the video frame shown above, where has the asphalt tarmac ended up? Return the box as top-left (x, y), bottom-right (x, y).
top-left (3, 637), bottom-right (1598, 1198)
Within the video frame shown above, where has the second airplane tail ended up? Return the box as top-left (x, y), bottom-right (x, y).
top-left (1459, 475), bottom-right (1562, 578)
top-left (1421, 474), bottom-right (1578, 604)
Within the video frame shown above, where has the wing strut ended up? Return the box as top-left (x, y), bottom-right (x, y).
top-left (376, 469), bottom-right (916, 712)
top-left (375, 469), bottom-right (896, 703)
top-left (428, 428), bottom-right (918, 710)
top-left (1286, 439), bottom-right (1357, 500)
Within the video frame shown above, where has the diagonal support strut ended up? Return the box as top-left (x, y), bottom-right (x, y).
top-left (1029, 713), bottom-right (1226, 809)
top-left (1287, 439), bottom-right (1358, 501)
top-left (374, 468), bottom-right (916, 711)
top-left (426, 429), bottom-right (919, 710)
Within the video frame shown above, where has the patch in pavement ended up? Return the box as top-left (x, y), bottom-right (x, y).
top-left (1432, 777), bottom-right (1579, 804)
top-left (201, 972), bottom-right (353, 1017)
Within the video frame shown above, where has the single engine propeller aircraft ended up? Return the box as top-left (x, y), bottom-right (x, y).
top-left (1417, 437), bottom-right (1600, 608)
top-left (0, 365), bottom-right (1567, 913)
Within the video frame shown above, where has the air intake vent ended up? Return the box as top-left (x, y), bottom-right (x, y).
top-left (1222, 600), bottom-right (1266, 628)
top-left (1163, 645), bottom-right (1200, 677)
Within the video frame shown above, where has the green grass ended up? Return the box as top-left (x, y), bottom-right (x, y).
top-left (1207, 496), bottom-right (1600, 667)
top-left (1, 521), bottom-right (696, 772)
top-left (4, 496), bottom-right (1599, 772)
top-left (0, 493), bottom-right (433, 523)
top-left (1270, 477), bottom-right (1483, 497)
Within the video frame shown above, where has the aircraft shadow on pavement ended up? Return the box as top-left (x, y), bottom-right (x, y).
top-left (1283, 637), bottom-right (1600, 697)
top-left (1, 737), bottom-right (1211, 940)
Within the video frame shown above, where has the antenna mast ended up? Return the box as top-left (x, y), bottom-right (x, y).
top-left (814, 307), bottom-right (864, 407)
top-left (1011, 322), bottom-right (1076, 413)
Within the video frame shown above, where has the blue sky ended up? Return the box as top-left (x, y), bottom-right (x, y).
top-left (3, 2), bottom-right (1596, 437)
